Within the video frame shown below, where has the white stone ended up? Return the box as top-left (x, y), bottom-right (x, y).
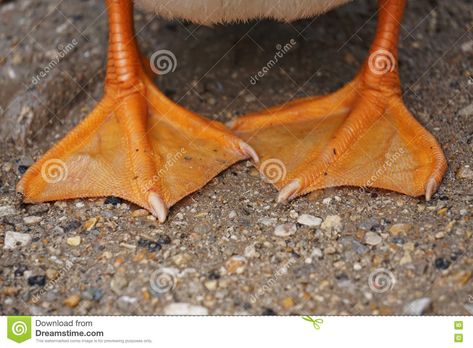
top-left (322, 197), bottom-right (332, 205)
top-left (274, 223), bottom-right (297, 237)
top-left (321, 215), bottom-right (343, 232)
top-left (258, 217), bottom-right (277, 226)
top-left (403, 297), bottom-right (432, 315)
top-left (289, 210), bottom-right (298, 219)
top-left (0, 205), bottom-right (16, 218)
top-left (365, 232), bottom-right (382, 245)
top-left (4, 231), bottom-right (32, 250)
top-left (23, 216), bottom-right (42, 225)
top-left (164, 303), bottom-right (209, 315)
top-left (353, 263), bottom-right (362, 271)
top-left (297, 214), bottom-right (322, 227)
top-left (311, 248), bottom-right (323, 258)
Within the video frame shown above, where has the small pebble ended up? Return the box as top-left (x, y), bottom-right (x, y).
top-left (434, 257), bottom-right (451, 270)
top-left (324, 246), bottom-right (336, 255)
top-left (157, 235), bottom-right (171, 245)
top-left (132, 209), bottom-right (149, 217)
top-left (259, 217), bottom-right (277, 226)
top-left (0, 205), bottom-right (16, 217)
top-left (104, 196), bottom-right (122, 205)
top-left (27, 204), bottom-right (50, 215)
top-left (322, 197), bottom-right (332, 205)
top-left (456, 165), bottom-right (473, 180)
top-left (321, 215), bottom-right (343, 232)
top-left (311, 248), bottom-right (323, 258)
top-left (274, 223), bottom-right (297, 237)
top-left (364, 232), bottom-right (382, 245)
top-left (403, 297), bottom-right (432, 315)
top-left (225, 255), bottom-right (247, 274)
top-left (46, 269), bottom-right (59, 280)
top-left (172, 253), bottom-right (192, 266)
top-left (67, 236), bottom-right (81, 246)
top-left (137, 238), bottom-right (162, 252)
top-left (464, 304), bottom-right (473, 315)
top-left (289, 210), bottom-right (298, 219)
top-left (281, 297), bottom-right (295, 310)
top-left (110, 273), bottom-right (128, 295)
top-left (297, 214), bottom-right (322, 227)
top-left (64, 294), bottom-right (81, 308)
top-left (18, 165), bottom-right (29, 174)
top-left (164, 303), bottom-right (208, 315)
top-left (204, 280), bottom-right (217, 291)
top-left (244, 94), bottom-right (256, 103)
top-left (389, 223), bottom-right (412, 235)
top-left (84, 217), bottom-right (97, 231)
top-left (244, 244), bottom-right (257, 258)
top-left (23, 216), bottom-right (42, 225)
top-left (458, 102), bottom-right (473, 117)
top-left (262, 308), bottom-right (277, 315)
top-left (28, 275), bottom-right (46, 287)
top-left (400, 252), bottom-right (412, 265)
top-left (4, 231), bottom-right (32, 250)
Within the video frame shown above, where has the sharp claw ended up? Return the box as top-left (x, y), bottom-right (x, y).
top-left (239, 141), bottom-right (259, 163)
top-left (148, 192), bottom-right (168, 223)
top-left (277, 180), bottom-right (301, 203)
top-left (425, 177), bottom-right (438, 201)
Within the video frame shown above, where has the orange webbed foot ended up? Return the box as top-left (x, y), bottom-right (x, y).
top-left (231, 0), bottom-right (447, 203)
top-left (17, 72), bottom-right (255, 222)
top-left (232, 77), bottom-right (447, 202)
top-left (17, 0), bottom-right (257, 223)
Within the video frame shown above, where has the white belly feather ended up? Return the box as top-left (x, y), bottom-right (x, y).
top-left (135, 0), bottom-right (352, 25)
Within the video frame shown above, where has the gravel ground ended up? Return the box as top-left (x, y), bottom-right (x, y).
top-left (1, 0), bottom-right (472, 315)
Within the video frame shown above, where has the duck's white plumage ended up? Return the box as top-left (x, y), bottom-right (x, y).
top-left (135, 0), bottom-right (352, 25)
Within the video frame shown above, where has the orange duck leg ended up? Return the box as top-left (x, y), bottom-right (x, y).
top-left (17, 0), bottom-right (257, 222)
top-left (232, 0), bottom-right (447, 202)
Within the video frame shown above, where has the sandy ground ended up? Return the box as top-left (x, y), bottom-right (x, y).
top-left (0, 0), bottom-right (472, 315)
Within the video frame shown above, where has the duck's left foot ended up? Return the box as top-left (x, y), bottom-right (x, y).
top-left (232, 0), bottom-right (447, 202)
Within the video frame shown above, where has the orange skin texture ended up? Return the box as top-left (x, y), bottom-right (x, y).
top-left (18, 0), bottom-right (447, 221)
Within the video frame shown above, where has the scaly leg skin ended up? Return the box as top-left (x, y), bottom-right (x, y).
top-left (17, 0), bottom-right (257, 223)
top-left (232, 0), bottom-right (447, 203)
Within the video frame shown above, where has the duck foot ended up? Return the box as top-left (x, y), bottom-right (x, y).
top-left (231, 0), bottom-right (447, 202)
